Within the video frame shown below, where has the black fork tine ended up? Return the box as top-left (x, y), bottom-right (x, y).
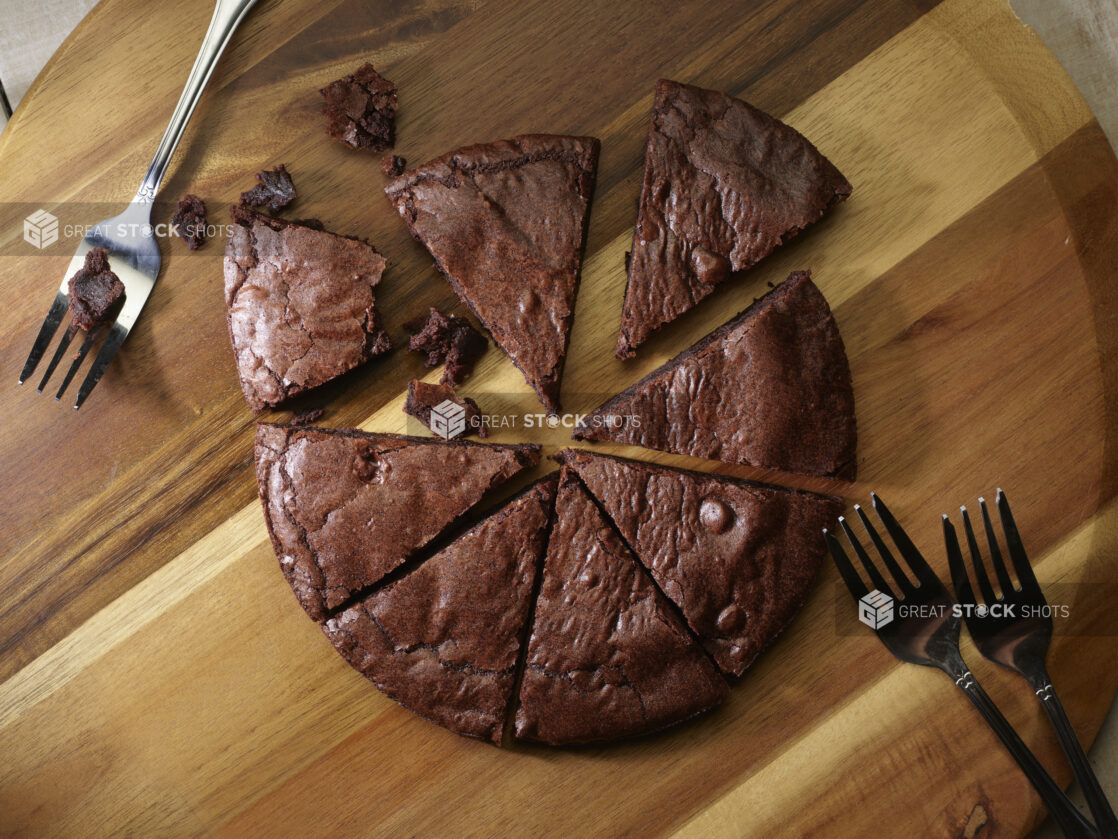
top-left (18, 292), bottom-right (68, 385)
top-left (54, 328), bottom-right (99, 401)
top-left (824, 529), bottom-right (869, 600)
top-left (979, 497), bottom-right (1016, 595)
top-left (869, 493), bottom-right (938, 587)
top-left (855, 501), bottom-right (915, 593)
top-left (995, 489), bottom-right (1042, 595)
top-left (839, 513), bottom-right (895, 597)
top-left (36, 325), bottom-right (76, 393)
top-left (943, 515), bottom-right (978, 605)
top-left (960, 506), bottom-right (997, 604)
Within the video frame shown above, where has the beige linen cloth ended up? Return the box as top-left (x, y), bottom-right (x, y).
top-left (0, 0), bottom-right (99, 131)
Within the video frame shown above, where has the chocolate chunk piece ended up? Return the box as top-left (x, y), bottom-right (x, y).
top-left (514, 468), bottom-right (728, 745)
top-left (381, 155), bottom-right (406, 177)
top-left (404, 379), bottom-right (487, 439)
top-left (386, 135), bottom-right (600, 412)
top-left (291, 407), bottom-right (325, 425)
top-left (320, 63), bottom-right (397, 152)
top-left (559, 448), bottom-right (841, 676)
top-left (292, 218), bottom-right (326, 231)
top-left (323, 475), bottom-right (556, 744)
top-left (171, 194), bottom-right (208, 250)
top-left (254, 423), bottom-right (540, 621)
top-left (576, 271), bottom-right (857, 480)
top-left (616, 80), bottom-right (852, 358)
top-left (224, 207), bottom-right (390, 413)
top-left (404, 307), bottom-right (487, 386)
top-left (68, 247), bottom-right (124, 332)
top-left (239, 164), bottom-right (297, 213)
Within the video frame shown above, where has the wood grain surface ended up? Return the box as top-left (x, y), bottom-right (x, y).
top-left (1, 0), bottom-right (1117, 836)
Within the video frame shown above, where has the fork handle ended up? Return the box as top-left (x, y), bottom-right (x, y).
top-left (1030, 676), bottom-right (1118, 838)
top-left (954, 673), bottom-right (1100, 838)
top-left (133, 0), bottom-right (260, 204)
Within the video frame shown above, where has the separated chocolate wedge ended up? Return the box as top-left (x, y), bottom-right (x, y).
top-left (617, 79), bottom-right (851, 358)
top-left (224, 208), bottom-right (390, 412)
top-left (385, 135), bottom-right (600, 413)
top-left (515, 468), bottom-right (728, 745)
top-left (559, 449), bottom-right (841, 677)
top-left (323, 475), bottom-right (557, 744)
top-left (255, 423), bottom-right (539, 620)
top-left (577, 270), bottom-right (856, 480)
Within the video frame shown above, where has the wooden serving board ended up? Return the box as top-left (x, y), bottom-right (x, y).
top-left (1, 0), bottom-right (1117, 835)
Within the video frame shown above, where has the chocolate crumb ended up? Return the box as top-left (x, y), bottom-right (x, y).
top-left (404, 379), bottom-right (487, 438)
top-left (320, 63), bottom-right (397, 152)
top-left (68, 248), bottom-right (124, 332)
top-left (292, 407), bottom-right (326, 425)
top-left (240, 164), bottom-right (297, 213)
top-left (404, 307), bottom-right (486, 386)
top-left (172, 194), bottom-right (208, 249)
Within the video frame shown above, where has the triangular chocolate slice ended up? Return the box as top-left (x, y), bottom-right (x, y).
top-left (225, 208), bottom-right (390, 412)
top-left (323, 475), bottom-right (557, 744)
top-left (255, 423), bottom-right (539, 620)
top-left (385, 135), bottom-right (600, 412)
top-left (577, 270), bottom-right (856, 480)
top-left (616, 79), bottom-right (852, 358)
top-left (560, 449), bottom-right (841, 676)
top-left (515, 468), bottom-right (727, 745)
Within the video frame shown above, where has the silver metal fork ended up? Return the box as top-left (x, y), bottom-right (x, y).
top-left (17, 0), bottom-right (260, 408)
top-left (825, 494), bottom-right (1099, 839)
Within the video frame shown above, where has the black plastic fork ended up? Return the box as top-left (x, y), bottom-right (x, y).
top-left (825, 493), bottom-right (1098, 839)
top-left (945, 491), bottom-right (1118, 838)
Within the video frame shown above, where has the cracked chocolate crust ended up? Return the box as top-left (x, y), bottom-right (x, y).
top-left (322, 475), bottom-right (557, 744)
top-left (577, 270), bottom-right (857, 480)
top-left (224, 207), bottom-right (390, 413)
top-left (616, 79), bottom-right (852, 359)
top-left (384, 134), bottom-right (600, 413)
top-left (558, 448), bottom-right (841, 677)
top-left (514, 468), bottom-right (728, 745)
top-left (254, 422), bottom-right (540, 621)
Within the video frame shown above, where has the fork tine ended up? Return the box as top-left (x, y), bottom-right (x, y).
top-left (855, 501), bottom-right (915, 593)
top-left (979, 497), bottom-right (1016, 595)
top-left (824, 529), bottom-right (869, 600)
top-left (839, 514), bottom-right (894, 597)
top-left (869, 493), bottom-right (935, 587)
top-left (995, 489), bottom-right (1041, 594)
top-left (18, 292), bottom-right (69, 384)
top-left (54, 329), bottom-right (99, 401)
top-left (74, 323), bottom-right (126, 409)
top-left (960, 506), bottom-right (997, 603)
top-left (943, 515), bottom-right (977, 605)
top-left (36, 326), bottom-right (76, 393)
